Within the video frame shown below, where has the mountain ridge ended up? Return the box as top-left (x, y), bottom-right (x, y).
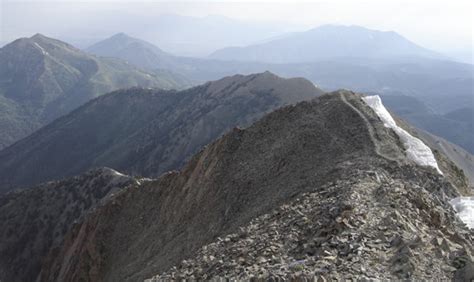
top-left (0, 33), bottom-right (188, 149)
top-left (83, 32), bottom-right (473, 155)
top-left (0, 72), bottom-right (323, 194)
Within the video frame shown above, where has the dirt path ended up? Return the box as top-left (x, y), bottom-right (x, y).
top-left (339, 92), bottom-right (401, 163)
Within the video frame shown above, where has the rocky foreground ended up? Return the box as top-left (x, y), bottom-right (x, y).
top-left (148, 165), bottom-right (473, 281)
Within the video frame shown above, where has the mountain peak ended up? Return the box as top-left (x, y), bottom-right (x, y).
top-left (0, 34), bottom-right (184, 151)
top-left (31, 33), bottom-right (48, 40)
top-left (111, 32), bottom-right (131, 39)
top-left (29, 33), bottom-right (61, 45)
top-left (86, 33), bottom-right (171, 69)
top-left (204, 72), bottom-right (323, 103)
top-left (259, 70), bottom-right (277, 77)
top-left (24, 33), bottom-right (76, 52)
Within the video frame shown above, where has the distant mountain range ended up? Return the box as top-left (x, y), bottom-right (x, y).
top-left (209, 25), bottom-right (443, 63)
top-left (54, 14), bottom-right (285, 56)
top-left (86, 32), bottom-right (262, 79)
top-left (0, 72), bottom-right (323, 193)
top-left (0, 34), bottom-right (189, 149)
top-left (139, 14), bottom-right (286, 57)
top-left (86, 31), bottom-right (474, 153)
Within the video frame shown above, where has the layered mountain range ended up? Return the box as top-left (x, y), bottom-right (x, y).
top-left (0, 72), bottom-right (323, 193)
top-left (85, 30), bottom-right (474, 153)
top-left (0, 23), bottom-right (473, 281)
top-left (1, 89), bottom-right (471, 281)
top-left (0, 34), bottom-right (188, 149)
top-left (2, 72), bottom-right (471, 195)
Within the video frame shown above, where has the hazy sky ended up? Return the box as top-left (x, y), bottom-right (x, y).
top-left (1, 0), bottom-right (473, 57)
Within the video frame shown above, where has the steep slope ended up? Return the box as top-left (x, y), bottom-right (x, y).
top-left (38, 91), bottom-right (473, 281)
top-left (393, 114), bottom-right (474, 189)
top-left (0, 168), bottom-right (139, 282)
top-left (0, 34), bottom-right (187, 149)
top-left (0, 72), bottom-right (323, 194)
top-left (209, 25), bottom-right (442, 63)
top-left (382, 95), bottom-right (474, 154)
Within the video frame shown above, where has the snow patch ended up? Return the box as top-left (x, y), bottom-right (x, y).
top-left (450, 197), bottom-right (474, 229)
top-left (135, 178), bottom-right (153, 185)
top-left (362, 95), bottom-right (442, 174)
top-left (34, 42), bottom-right (49, 56)
top-left (109, 169), bottom-right (127, 177)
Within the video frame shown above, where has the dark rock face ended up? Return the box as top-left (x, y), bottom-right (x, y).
top-left (0, 168), bottom-right (138, 282)
top-left (0, 34), bottom-right (187, 150)
top-left (37, 92), bottom-right (472, 281)
top-left (0, 72), bottom-right (323, 194)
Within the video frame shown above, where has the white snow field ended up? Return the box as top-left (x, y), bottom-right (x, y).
top-left (362, 96), bottom-right (474, 229)
top-left (362, 95), bottom-right (442, 174)
top-left (449, 197), bottom-right (474, 229)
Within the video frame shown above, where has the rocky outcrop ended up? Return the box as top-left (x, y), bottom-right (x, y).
top-left (149, 166), bottom-right (472, 280)
top-left (38, 91), bottom-right (473, 281)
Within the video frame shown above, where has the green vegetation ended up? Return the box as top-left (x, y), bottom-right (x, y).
top-left (0, 34), bottom-right (189, 150)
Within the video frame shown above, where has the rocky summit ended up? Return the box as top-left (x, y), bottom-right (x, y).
top-left (32, 91), bottom-right (473, 281)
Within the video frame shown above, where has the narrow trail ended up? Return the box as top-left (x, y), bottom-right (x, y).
top-left (339, 92), bottom-right (401, 163)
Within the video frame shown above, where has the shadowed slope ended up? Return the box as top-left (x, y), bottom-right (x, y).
top-left (0, 72), bottom-right (323, 194)
top-left (0, 168), bottom-right (139, 282)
